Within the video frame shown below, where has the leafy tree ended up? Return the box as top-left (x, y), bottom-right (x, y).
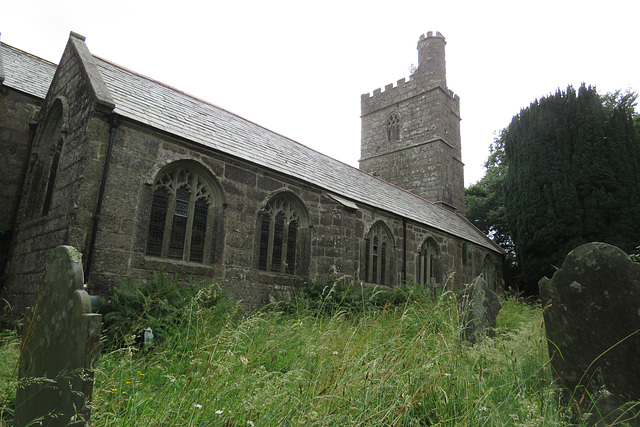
top-left (503, 85), bottom-right (640, 291)
top-left (466, 131), bottom-right (523, 287)
top-left (466, 132), bottom-right (509, 249)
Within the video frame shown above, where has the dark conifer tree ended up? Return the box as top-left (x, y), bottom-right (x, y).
top-left (503, 85), bottom-right (640, 291)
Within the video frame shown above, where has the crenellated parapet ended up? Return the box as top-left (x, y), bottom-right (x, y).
top-left (361, 30), bottom-right (458, 117)
top-left (361, 75), bottom-right (459, 117)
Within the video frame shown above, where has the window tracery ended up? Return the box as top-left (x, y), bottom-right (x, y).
top-left (365, 222), bottom-right (392, 284)
top-left (146, 166), bottom-right (216, 263)
top-left (418, 238), bottom-right (440, 285)
top-left (386, 112), bottom-right (400, 142)
top-left (258, 196), bottom-right (302, 274)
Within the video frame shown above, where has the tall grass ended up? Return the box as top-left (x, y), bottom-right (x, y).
top-left (3, 279), bottom-right (626, 426)
top-left (88, 283), bottom-right (568, 426)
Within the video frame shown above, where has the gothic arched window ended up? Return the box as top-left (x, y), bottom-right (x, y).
top-left (258, 195), bottom-right (307, 274)
top-left (146, 165), bottom-right (221, 263)
top-left (418, 238), bottom-right (440, 285)
top-left (365, 222), bottom-right (393, 284)
top-left (386, 112), bottom-right (400, 142)
top-left (25, 99), bottom-right (65, 218)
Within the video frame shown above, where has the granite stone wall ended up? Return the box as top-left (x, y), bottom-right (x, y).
top-left (2, 35), bottom-right (114, 314)
top-left (0, 88), bottom-right (42, 280)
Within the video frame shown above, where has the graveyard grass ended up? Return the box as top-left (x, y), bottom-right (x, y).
top-left (1, 279), bottom-right (637, 426)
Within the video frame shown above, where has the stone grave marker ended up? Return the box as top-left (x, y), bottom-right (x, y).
top-left (539, 242), bottom-right (640, 425)
top-left (14, 245), bottom-right (102, 427)
top-left (457, 275), bottom-right (501, 344)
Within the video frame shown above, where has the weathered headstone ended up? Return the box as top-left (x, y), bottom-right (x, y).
top-left (14, 246), bottom-right (102, 427)
top-left (539, 242), bottom-right (640, 425)
top-left (457, 275), bottom-right (501, 344)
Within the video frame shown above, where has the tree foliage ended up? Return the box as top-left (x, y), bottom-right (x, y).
top-left (466, 131), bottom-right (524, 286)
top-left (503, 85), bottom-right (640, 291)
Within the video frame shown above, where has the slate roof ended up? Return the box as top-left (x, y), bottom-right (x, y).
top-left (0, 41), bottom-right (503, 254)
top-left (0, 43), bottom-right (56, 98)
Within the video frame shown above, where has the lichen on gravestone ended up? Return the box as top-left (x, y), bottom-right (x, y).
top-left (13, 245), bottom-right (102, 427)
top-left (539, 242), bottom-right (640, 425)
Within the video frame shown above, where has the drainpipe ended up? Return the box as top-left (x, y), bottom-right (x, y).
top-left (85, 114), bottom-right (119, 280)
top-left (402, 217), bottom-right (407, 283)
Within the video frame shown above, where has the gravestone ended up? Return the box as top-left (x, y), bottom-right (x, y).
top-left (539, 242), bottom-right (640, 425)
top-left (14, 246), bottom-right (102, 427)
top-left (457, 275), bottom-right (501, 344)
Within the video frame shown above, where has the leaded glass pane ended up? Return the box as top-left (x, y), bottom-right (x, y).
top-left (271, 212), bottom-right (285, 272)
top-left (189, 199), bottom-right (208, 263)
top-left (146, 189), bottom-right (169, 257)
top-left (381, 242), bottom-right (387, 285)
top-left (169, 187), bottom-right (190, 259)
top-left (365, 237), bottom-right (370, 283)
top-left (285, 222), bottom-right (297, 274)
top-left (372, 236), bottom-right (379, 284)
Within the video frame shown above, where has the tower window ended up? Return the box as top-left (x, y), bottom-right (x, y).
top-left (386, 112), bottom-right (401, 142)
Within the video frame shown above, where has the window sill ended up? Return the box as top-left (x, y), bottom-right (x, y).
top-left (141, 256), bottom-right (218, 277)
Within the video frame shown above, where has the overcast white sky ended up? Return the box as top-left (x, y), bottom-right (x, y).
top-left (2, 1), bottom-right (639, 186)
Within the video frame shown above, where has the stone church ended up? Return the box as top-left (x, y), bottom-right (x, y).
top-left (0, 31), bottom-right (504, 318)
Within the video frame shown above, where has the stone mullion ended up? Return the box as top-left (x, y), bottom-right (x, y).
top-left (367, 238), bottom-right (374, 283)
top-left (183, 190), bottom-right (196, 261)
top-left (426, 248), bottom-right (432, 285)
top-left (266, 217), bottom-right (275, 272)
top-left (376, 237), bottom-right (382, 284)
top-left (419, 251), bottom-right (425, 285)
top-left (280, 220), bottom-right (290, 273)
top-left (161, 190), bottom-right (176, 258)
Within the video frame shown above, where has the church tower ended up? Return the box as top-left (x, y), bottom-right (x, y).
top-left (360, 31), bottom-right (465, 215)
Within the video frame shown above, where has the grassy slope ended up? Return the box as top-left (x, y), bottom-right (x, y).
top-left (0, 287), bottom-right (580, 426)
top-left (88, 291), bottom-right (566, 426)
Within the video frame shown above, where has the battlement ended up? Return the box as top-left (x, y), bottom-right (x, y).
top-left (361, 76), bottom-right (409, 100)
top-left (419, 31), bottom-right (446, 42)
top-left (361, 77), bottom-right (458, 102)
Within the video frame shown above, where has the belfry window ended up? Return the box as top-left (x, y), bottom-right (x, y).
top-left (386, 112), bottom-right (400, 142)
top-left (258, 196), bottom-right (304, 275)
top-left (365, 222), bottom-right (392, 284)
top-left (418, 238), bottom-right (440, 285)
top-left (146, 166), bottom-right (218, 263)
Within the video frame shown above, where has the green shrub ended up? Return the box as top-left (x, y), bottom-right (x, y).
top-left (284, 278), bottom-right (437, 317)
top-left (99, 271), bottom-right (232, 350)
